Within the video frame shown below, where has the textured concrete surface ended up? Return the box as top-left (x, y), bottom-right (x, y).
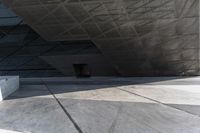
top-left (0, 77), bottom-right (200, 133)
top-left (0, 76), bottom-right (19, 101)
top-left (0, 129), bottom-right (24, 133)
top-left (40, 54), bottom-right (118, 76)
top-left (0, 83), bottom-right (79, 133)
top-left (3, 0), bottom-right (200, 76)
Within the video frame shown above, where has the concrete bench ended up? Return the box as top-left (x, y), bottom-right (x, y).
top-left (0, 76), bottom-right (19, 101)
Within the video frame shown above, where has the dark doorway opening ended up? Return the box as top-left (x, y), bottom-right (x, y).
top-left (73, 64), bottom-right (91, 78)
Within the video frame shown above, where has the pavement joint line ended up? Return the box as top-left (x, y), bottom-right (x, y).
top-left (108, 103), bottom-right (123, 133)
top-left (41, 78), bottom-right (84, 133)
top-left (118, 88), bottom-right (200, 118)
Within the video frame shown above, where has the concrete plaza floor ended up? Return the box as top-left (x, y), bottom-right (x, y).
top-left (0, 77), bottom-right (200, 133)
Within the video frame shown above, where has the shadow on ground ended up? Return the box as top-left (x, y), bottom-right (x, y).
top-left (5, 76), bottom-right (200, 100)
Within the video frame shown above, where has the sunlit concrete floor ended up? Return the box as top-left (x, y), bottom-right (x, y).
top-left (0, 77), bottom-right (200, 133)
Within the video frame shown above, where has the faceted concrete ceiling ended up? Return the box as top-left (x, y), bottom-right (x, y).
top-left (2, 0), bottom-right (200, 76)
top-left (0, 3), bottom-right (22, 26)
top-left (0, 1), bottom-right (104, 77)
top-left (2, 0), bottom-right (186, 41)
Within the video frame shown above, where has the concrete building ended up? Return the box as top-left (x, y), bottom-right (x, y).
top-left (0, 0), bottom-right (200, 77)
top-left (1, 1), bottom-right (200, 133)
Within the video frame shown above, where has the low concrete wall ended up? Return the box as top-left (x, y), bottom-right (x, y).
top-left (0, 76), bottom-right (19, 101)
top-left (0, 129), bottom-right (22, 133)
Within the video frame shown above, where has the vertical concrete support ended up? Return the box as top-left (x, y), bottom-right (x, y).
top-left (0, 76), bottom-right (19, 101)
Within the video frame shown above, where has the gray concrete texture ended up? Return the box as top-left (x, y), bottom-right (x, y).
top-left (0, 76), bottom-right (19, 101)
top-left (40, 54), bottom-right (118, 76)
top-left (0, 77), bottom-right (200, 133)
top-left (2, 0), bottom-right (200, 76)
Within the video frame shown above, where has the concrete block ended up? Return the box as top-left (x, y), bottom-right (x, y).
top-left (0, 76), bottom-right (19, 101)
top-left (0, 129), bottom-right (23, 133)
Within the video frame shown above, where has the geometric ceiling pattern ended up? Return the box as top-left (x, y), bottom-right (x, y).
top-left (0, 3), bottom-right (22, 26)
top-left (2, 0), bottom-right (200, 76)
top-left (1, 0), bottom-right (181, 41)
top-left (0, 2), bottom-right (102, 77)
top-left (0, 24), bottom-right (99, 77)
top-left (2, 0), bottom-right (198, 41)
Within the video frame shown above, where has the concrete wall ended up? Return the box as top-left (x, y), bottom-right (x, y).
top-left (40, 54), bottom-right (118, 76)
top-left (93, 0), bottom-right (200, 76)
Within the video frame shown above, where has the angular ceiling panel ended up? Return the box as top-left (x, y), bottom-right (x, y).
top-left (2, 0), bottom-right (200, 76)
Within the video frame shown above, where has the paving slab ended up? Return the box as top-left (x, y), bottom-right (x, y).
top-left (1, 77), bottom-right (200, 133)
top-left (57, 99), bottom-right (200, 133)
top-left (0, 85), bottom-right (78, 133)
top-left (7, 85), bottom-right (51, 99)
top-left (117, 81), bottom-right (200, 117)
top-left (168, 104), bottom-right (200, 116)
top-left (47, 82), bottom-right (200, 133)
top-left (20, 85), bottom-right (48, 91)
top-left (47, 84), bottom-right (155, 103)
top-left (119, 85), bottom-right (200, 106)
